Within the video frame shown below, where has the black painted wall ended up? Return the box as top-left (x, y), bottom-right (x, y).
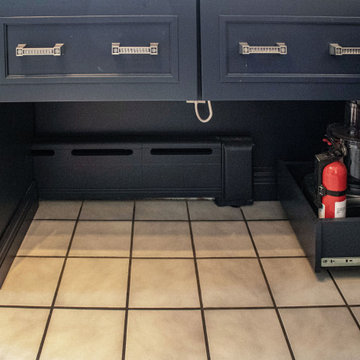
top-left (34, 101), bottom-right (344, 161)
top-left (0, 103), bottom-right (34, 238)
top-left (34, 101), bottom-right (345, 199)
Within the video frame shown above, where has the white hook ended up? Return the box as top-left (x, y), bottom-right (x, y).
top-left (187, 100), bottom-right (213, 123)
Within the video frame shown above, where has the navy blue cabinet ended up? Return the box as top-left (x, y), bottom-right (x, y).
top-left (3, 0), bottom-right (360, 101)
top-left (0, 1), bottom-right (198, 101)
top-left (201, 0), bottom-right (360, 100)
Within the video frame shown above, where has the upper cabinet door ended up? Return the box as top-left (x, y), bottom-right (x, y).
top-left (201, 0), bottom-right (360, 100)
top-left (0, 1), bottom-right (197, 102)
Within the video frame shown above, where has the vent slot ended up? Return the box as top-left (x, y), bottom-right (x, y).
top-left (71, 149), bottom-right (133, 156)
top-left (150, 148), bottom-right (213, 156)
top-left (31, 150), bottom-right (55, 157)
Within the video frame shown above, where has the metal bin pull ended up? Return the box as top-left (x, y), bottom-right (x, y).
top-left (239, 42), bottom-right (287, 55)
top-left (329, 43), bottom-right (360, 56)
top-left (16, 43), bottom-right (64, 57)
top-left (112, 42), bottom-right (159, 56)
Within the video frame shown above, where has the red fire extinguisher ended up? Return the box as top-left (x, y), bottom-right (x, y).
top-left (318, 161), bottom-right (347, 219)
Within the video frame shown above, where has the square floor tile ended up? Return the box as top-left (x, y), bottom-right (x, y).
top-left (188, 201), bottom-right (243, 221)
top-left (198, 259), bottom-right (272, 307)
top-left (80, 200), bottom-right (134, 220)
top-left (129, 259), bottom-right (199, 307)
top-left (0, 307), bottom-right (49, 360)
top-left (56, 258), bottom-right (128, 307)
top-left (206, 309), bottom-right (291, 360)
top-left (262, 258), bottom-right (343, 306)
top-left (133, 222), bottom-right (193, 258)
top-left (280, 307), bottom-right (360, 360)
top-left (18, 221), bottom-right (75, 256)
top-left (331, 268), bottom-right (360, 305)
top-left (126, 310), bottom-right (207, 360)
top-left (69, 221), bottom-right (132, 257)
top-left (0, 257), bottom-right (63, 306)
top-left (241, 201), bottom-right (287, 220)
top-left (34, 201), bottom-right (82, 220)
top-left (41, 309), bottom-right (124, 360)
top-left (248, 221), bottom-right (305, 257)
top-left (351, 307), bottom-right (360, 323)
top-left (135, 200), bottom-right (188, 220)
top-left (192, 221), bottom-right (255, 258)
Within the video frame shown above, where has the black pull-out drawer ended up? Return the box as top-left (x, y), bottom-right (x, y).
top-left (278, 161), bottom-right (360, 272)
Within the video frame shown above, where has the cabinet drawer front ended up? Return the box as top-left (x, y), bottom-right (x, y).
top-left (220, 16), bottom-right (360, 83)
top-left (201, 8), bottom-right (360, 100)
top-left (5, 16), bottom-right (178, 83)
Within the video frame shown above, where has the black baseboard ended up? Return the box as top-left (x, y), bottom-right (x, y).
top-left (0, 182), bottom-right (38, 288)
top-left (38, 188), bottom-right (221, 201)
top-left (34, 137), bottom-right (254, 206)
top-left (253, 168), bottom-right (277, 201)
top-left (38, 168), bottom-right (277, 202)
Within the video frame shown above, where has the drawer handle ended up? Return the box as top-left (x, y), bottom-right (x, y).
top-left (111, 42), bottom-right (159, 56)
top-left (329, 43), bottom-right (360, 56)
top-left (239, 42), bottom-right (287, 55)
top-left (16, 43), bottom-right (64, 57)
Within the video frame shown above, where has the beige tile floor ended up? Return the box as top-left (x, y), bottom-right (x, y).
top-left (0, 200), bottom-right (359, 360)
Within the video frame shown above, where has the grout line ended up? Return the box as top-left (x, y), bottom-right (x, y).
top-left (127, 256), bottom-right (193, 260)
top-left (240, 209), bottom-right (296, 360)
top-left (0, 304), bottom-right (352, 311)
top-left (16, 255), bottom-right (307, 260)
top-left (246, 218), bottom-right (289, 222)
top-left (171, 219), bottom-right (243, 222)
top-left (32, 218), bottom-right (290, 223)
top-left (127, 307), bottom-right (202, 311)
top-left (194, 256), bottom-right (257, 260)
top-left (33, 218), bottom-right (185, 222)
top-left (53, 306), bottom-right (126, 311)
top-left (260, 256), bottom-right (306, 259)
top-left (186, 200), bottom-right (211, 360)
top-left (204, 306), bottom-right (274, 310)
top-left (33, 218), bottom-right (81, 222)
top-left (35, 201), bottom-right (84, 360)
top-left (59, 256), bottom-right (129, 259)
top-left (204, 304), bottom-right (349, 310)
top-left (0, 305), bottom-right (125, 311)
top-left (196, 256), bottom-right (306, 260)
top-left (327, 270), bottom-right (360, 331)
top-left (121, 201), bottom-right (136, 360)
top-left (0, 305), bottom-right (51, 309)
top-left (15, 255), bottom-right (307, 260)
top-left (16, 255), bottom-right (67, 258)
top-left (277, 304), bottom-right (349, 310)
top-left (15, 255), bottom-right (194, 260)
